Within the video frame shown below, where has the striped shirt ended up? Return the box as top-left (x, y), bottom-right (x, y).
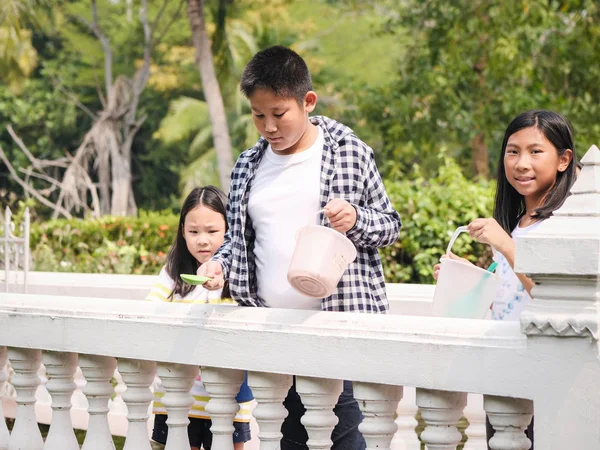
top-left (147, 267), bottom-right (253, 422)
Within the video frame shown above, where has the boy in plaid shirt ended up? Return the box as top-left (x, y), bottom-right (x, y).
top-left (199, 45), bottom-right (400, 449)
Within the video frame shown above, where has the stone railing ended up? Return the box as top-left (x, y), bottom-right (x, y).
top-left (1, 145), bottom-right (599, 450)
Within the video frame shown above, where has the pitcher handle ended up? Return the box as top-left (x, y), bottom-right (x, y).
top-left (446, 225), bottom-right (498, 259)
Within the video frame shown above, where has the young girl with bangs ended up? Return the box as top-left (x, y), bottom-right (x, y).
top-left (146, 186), bottom-right (253, 450)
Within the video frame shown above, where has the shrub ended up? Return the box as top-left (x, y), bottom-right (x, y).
top-left (30, 211), bottom-right (178, 274)
top-left (28, 156), bottom-right (496, 283)
top-left (383, 155), bottom-right (496, 283)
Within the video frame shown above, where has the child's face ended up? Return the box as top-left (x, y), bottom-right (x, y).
top-left (504, 126), bottom-right (572, 208)
top-left (182, 205), bottom-right (226, 265)
top-left (249, 88), bottom-right (317, 155)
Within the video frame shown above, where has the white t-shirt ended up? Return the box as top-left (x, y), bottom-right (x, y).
top-left (247, 127), bottom-right (324, 309)
top-left (491, 221), bottom-right (542, 321)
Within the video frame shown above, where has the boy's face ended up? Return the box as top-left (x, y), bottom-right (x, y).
top-left (249, 88), bottom-right (318, 155)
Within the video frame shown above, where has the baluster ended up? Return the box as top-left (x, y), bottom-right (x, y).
top-left (6, 347), bottom-right (43, 450)
top-left (117, 359), bottom-right (156, 450)
top-left (353, 382), bottom-right (402, 450)
top-left (462, 393), bottom-right (486, 450)
top-left (248, 372), bottom-right (292, 449)
top-left (391, 386), bottom-right (420, 450)
top-left (0, 347), bottom-right (10, 450)
top-left (79, 354), bottom-right (117, 450)
top-left (296, 377), bottom-right (343, 450)
top-left (483, 395), bottom-right (533, 450)
top-left (202, 367), bottom-right (245, 450)
top-left (42, 352), bottom-right (79, 450)
top-left (416, 388), bottom-right (467, 450)
top-left (156, 362), bottom-right (197, 450)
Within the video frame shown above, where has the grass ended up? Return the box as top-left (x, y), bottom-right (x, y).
top-left (6, 418), bottom-right (126, 450)
top-left (288, 0), bottom-right (406, 87)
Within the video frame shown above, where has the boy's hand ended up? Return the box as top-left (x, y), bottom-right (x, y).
top-left (324, 199), bottom-right (357, 233)
top-left (197, 261), bottom-right (224, 291)
top-left (467, 218), bottom-right (512, 255)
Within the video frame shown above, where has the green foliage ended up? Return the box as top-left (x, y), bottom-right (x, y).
top-left (352, 0), bottom-right (600, 178)
top-left (0, 77), bottom-right (80, 161)
top-left (30, 211), bottom-right (179, 274)
top-left (28, 155), bottom-right (495, 285)
top-left (382, 155), bottom-right (496, 283)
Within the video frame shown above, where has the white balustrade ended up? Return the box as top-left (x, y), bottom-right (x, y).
top-left (296, 377), bottom-right (343, 450)
top-left (484, 395), bottom-right (533, 450)
top-left (6, 347), bottom-right (43, 450)
top-left (156, 362), bottom-right (196, 450)
top-left (0, 347), bottom-right (9, 450)
top-left (416, 388), bottom-right (467, 450)
top-left (202, 367), bottom-right (246, 450)
top-left (42, 351), bottom-right (80, 450)
top-left (354, 382), bottom-right (402, 450)
top-left (248, 371), bottom-right (293, 449)
top-left (79, 354), bottom-right (118, 450)
top-left (117, 359), bottom-right (156, 450)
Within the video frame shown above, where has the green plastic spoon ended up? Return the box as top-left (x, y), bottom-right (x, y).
top-left (180, 274), bottom-right (213, 285)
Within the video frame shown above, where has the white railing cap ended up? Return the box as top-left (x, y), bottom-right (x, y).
top-left (0, 292), bottom-right (531, 396)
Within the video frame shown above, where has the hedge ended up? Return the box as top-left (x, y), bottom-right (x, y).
top-left (30, 157), bottom-right (495, 283)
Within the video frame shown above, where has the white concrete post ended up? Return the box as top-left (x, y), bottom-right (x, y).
top-left (390, 386), bottom-right (420, 450)
top-left (79, 354), bottom-right (117, 450)
top-left (484, 395), bottom-right (533, 450)
top-left (202, 367), bottom-right (246, 450)
top-left (416, 388), bottom-right (467, 450)
top-left (248, 371), bottom-right (293, 450)
top-left (156, 362), bottom-right (196, 450)
top-left (296, 377), bottom-right (343, 450)
top-left (516, 144), bottom-right (600, 448)
top-left (6, 347), bottom-right (43, 450)
top-left (0, 347), bottom-right (10, 450)
top-left (353, 382), bottom-right (402, 450)
top-left (42, 351), bottom-right (79, 450)
top-left (118, 359), bottom-right (157, 450)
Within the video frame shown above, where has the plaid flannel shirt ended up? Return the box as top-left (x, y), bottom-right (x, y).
top-left (212, 116), bottom-right (401, 313)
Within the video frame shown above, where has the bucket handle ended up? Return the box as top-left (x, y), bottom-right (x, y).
top-left (446, 226), bottom-right (498, 259)
top-left (316, 208), bottom-right (346, 235)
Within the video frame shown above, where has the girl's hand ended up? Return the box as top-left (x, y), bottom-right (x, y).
top-left (467, 218), bottom-right (512, 255)
top-left (324, 199), bottom-right (357, 233)
top-left (433, 252), bottom-right (472, 280)
top-left (197, 261), bottom-right (224, 290)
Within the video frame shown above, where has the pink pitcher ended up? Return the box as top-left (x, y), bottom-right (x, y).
top-left (287, 211), bottom-right (357, 299)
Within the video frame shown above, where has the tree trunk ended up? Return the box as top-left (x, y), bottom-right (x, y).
top-left (187, 0), bottom-right (234, 192)
top-left (98, 150), bottom-right (111, 215)
top-left (471, 132), bottom-right (490, 179)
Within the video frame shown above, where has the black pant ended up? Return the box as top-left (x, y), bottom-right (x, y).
top-left (486, 415), bottom-right (534, 449)
top-left (280, 379), bottom-right (366, 450)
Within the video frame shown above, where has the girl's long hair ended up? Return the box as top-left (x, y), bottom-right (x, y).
top-left (494, 110), bottom-right (578, 234)
top-left (165, 186), bottom-right (229, 299)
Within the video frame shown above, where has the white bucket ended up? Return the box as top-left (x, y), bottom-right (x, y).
top-left (432, 227), bottom-right (500, 319)
top-left (287, 225), bottom-right (357, 299)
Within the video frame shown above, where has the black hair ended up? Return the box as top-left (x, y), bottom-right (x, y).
top-left (494, 110), bottom-right (578, 233)
top-left (240, 45), bottom-right (313, 103)
top-left (165, 186), bottom-right (230, 299)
